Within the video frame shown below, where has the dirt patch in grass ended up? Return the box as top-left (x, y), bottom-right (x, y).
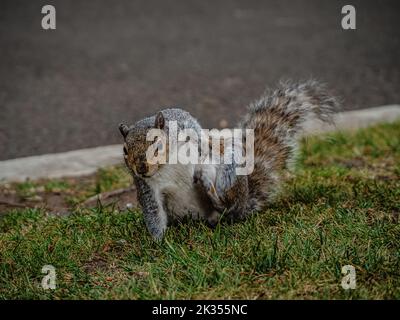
top-left (82, 187), bottom-right (137, 211)
top-left (0, 167), bottom-right (137, 216)
top-left (83, 255), bottom-right (110, 273)
top-left (0, 189), bottom-right (69, 215)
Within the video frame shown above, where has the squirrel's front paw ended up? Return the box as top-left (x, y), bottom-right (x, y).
top-left (193, 168), bottom-right (203, 185)
top-left (194, 166), bottom-right (227, 210)
top-left (194, 171), bottom-right (212, 192)
top-left (193, 167), bottom-right (213, 190)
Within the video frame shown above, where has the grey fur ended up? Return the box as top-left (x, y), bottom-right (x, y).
top-left (134, 176), bottom-right (167, 240)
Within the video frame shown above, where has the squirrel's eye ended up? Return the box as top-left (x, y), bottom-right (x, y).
top-left (123, 144), bottom-right (128, 156)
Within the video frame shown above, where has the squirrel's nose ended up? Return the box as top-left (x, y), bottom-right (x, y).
top-left (137, 163), bottom-right (148, 175)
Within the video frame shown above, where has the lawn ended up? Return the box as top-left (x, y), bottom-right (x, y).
top-left (0, 121), bottom-right (399, 299)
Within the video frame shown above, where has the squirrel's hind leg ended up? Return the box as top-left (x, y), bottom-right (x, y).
top-left (195, 164), bottom-right (250, 222)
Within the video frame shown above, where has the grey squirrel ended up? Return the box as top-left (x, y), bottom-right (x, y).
top-left (119, 80), bottom-right (339, 240)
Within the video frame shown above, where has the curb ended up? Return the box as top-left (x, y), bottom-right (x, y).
top-left (0, 145), bottom-right (122, 183)
top-left (1, 105), bottom-right (399, 183)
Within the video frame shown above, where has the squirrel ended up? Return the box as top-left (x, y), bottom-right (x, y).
top-left (118, 80), bottom-right (339, 240)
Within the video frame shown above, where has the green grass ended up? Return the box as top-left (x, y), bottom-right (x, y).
top-left (1, 121), bottom-right (399, 299)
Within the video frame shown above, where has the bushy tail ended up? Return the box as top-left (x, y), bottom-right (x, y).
top-left (240, 80), bottom-right (340, 210)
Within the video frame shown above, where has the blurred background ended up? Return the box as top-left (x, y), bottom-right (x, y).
top-left (0, 0), bottom-right (399, 160)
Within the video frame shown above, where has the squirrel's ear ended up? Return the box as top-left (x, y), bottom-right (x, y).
top-left (118, 123), bottom-right (129, 138)
top-left (155, 111), bottom-right (165, 129)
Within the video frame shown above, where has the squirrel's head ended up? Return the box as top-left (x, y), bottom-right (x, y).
top-left (119, 111), bottom-right (168, 178)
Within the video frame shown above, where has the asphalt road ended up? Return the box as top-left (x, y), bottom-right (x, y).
top-left (1, 0), bottom-right (399, 160)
